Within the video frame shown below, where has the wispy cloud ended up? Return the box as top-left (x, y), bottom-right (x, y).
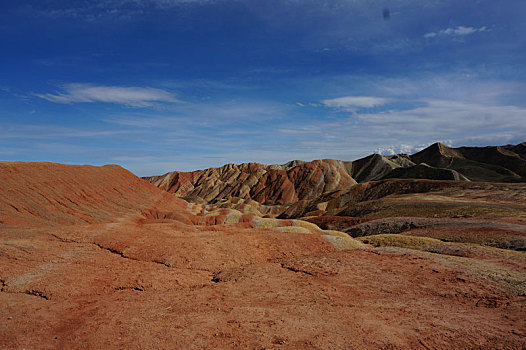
top-left (0, 124), bottom-right (135, 139)
top-left (322, 96), bottom-right (391, 111)
top-left (25, 0), bottom-right (217, 21)
top-left (277, 97), bottom-right (526, 158)
top-left (106, 99), bottom-right (291, 126)
top-left (343, 99), bottom-right (526, 147)
top-left (34, 83), bottom-right (180, 107)
top-left (424, 26), bottom-right (488, 38)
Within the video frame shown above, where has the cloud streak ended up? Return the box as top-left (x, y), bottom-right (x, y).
top-left (26, 0), bottom-right (216, 20)
top-left (278, 97), bottom-right (526, 159)
top-left (0, 124), bottom-right (135, 139)
top-left (35, 84), bottom-right (180, 107)
top-left (424, 26), bottom-right (488, 38)
top-left (322, 96), bottom-right (391, 111)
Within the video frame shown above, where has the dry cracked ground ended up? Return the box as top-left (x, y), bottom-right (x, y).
top-left (0, 161), bottom-right (525, 349)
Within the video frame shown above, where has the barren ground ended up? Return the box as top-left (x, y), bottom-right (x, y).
top-left (1, 163), bottom-right (525, 349)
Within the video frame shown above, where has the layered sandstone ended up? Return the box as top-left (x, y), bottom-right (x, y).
top-left (146, 142), bottom-right (526, 218)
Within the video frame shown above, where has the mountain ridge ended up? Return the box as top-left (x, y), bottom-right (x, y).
top-left (144, 142), bottom-right (526, 217)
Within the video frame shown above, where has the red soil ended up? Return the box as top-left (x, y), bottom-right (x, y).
top-left (1, 162), bottom-right (525, 349)
top-left (0, 162), bottom-right (186, 227)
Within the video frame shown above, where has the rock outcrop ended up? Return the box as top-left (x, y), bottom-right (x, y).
top-left (145, 142), bottom-right (526, 218)
top-left (410, 142), bottom-right (526, 182)
top-left (147, 159), bottom-right (357, 208)
top-left (382, 163), bottom-right (470, 181)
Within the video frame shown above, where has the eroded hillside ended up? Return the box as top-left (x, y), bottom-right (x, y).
top-left (145, 142), bottom-right (526, 218)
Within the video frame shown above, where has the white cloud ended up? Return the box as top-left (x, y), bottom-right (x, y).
top-left (353, 99), bottom-right (526, 136)
top-left (35, 83), bottom-right (180, 107)
top-left (424, 26), bottom-right (488, 38)
top-left (375, 141), bottom-right (452, 156)
top-left (354, 99), bottom-right (524, 146)
top-left (276, 97), bottom-right (526, 161)
top-left (322, 96), bottom-right (391, 111)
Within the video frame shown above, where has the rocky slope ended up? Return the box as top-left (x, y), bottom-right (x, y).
top-left (145, 142), bottom-right (526, 217)
top-left (279, 179), bottom-right (526, 219)
top-left (411, 142), bottom-right (526, 182)
top-left (147, 159), bottom-right (357, 215)
top-left (0, 162), bottom-right (180, 227)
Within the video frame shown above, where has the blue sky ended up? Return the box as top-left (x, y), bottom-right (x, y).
top-left (1, 0), bottom-right (525, 176)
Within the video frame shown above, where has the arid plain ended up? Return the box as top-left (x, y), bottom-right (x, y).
top-left (1, 143), bottom-right (525, 349)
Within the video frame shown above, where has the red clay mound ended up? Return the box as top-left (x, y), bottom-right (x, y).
top-left (0, 162), bottom-right (188, 227)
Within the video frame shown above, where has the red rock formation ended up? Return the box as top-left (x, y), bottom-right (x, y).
top-left (145, 142), bottom-right (526, 219)
top-left (147, 159), bottom-right (357, 206)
